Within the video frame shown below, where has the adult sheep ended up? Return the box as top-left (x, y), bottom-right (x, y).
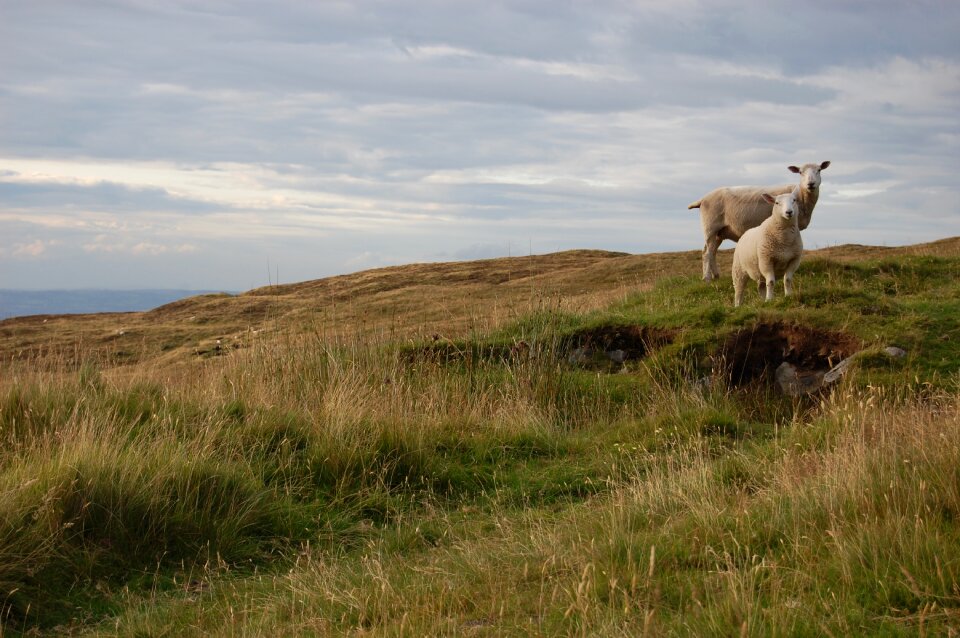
top-left (688, 161), bottom-right (829, 281)
top-left (732, 189), bottom-right (803, 307)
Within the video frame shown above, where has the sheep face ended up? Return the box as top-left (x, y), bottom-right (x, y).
top-left (761, 191), bottom-right (800, 222)
top-left (788, 161), bottom-right (830, 194)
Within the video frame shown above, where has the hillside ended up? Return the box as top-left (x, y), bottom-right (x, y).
top-left (2, 238), bottom-right (957, 372)
top-left (1, 237), bottom-right (959, 636)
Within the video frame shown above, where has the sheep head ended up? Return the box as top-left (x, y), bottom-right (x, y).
top-left (762, 190), bottom-right (800, 222)
top-left (788, 161), bottom-right (830, 194)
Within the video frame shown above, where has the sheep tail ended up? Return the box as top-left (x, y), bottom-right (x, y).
top-left (687, 200), bottom-right (702, 210)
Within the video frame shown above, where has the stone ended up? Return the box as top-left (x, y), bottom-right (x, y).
top-left (822, 357), bottom-right (855, 384)
top-left (776, 354), bottom-right (856, 396)
top-left (606, 349), bottom-right (627, 363)
top-left (775, 362), bottom-right (825, 396)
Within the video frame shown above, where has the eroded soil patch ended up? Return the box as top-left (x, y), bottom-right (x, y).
top-left (565, 325), bottom-right (677, 362)
top-left (403, 324), bottom-right (676, 368)
top-left (720, 321), bottom-right (861, 386)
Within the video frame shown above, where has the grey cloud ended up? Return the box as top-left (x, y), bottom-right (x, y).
top-left (3, 2), bottom-right (841, 109)
top-left (0, 180), bottom-right (222, 214)
top-left (621, 1), bottom-right (960, 75)
top-left (830, 166), bottom-right (898, 184)
top-left (0, 1), bottom-right (957, 290)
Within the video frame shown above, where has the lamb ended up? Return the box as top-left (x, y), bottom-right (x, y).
top-left (732, 189), bottom-right (803, 308)
top-left (688, 161), bottom-right (829, 281)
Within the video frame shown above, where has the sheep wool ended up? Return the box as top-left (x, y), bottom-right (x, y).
top-left (689, 161), bottom-right (829, 282)
top-left (732, 189), bottom-right (804, 308)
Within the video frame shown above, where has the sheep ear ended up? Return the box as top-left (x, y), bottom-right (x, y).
top-left (762, 193), bottom-right (776, 204)
top-left (788, 165), bottom-right (801, 174)
top-left (820, 161), bottom-right (831, 170)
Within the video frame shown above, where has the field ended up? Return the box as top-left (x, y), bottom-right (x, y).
top-left (1, 238), bottom-right (959, 636)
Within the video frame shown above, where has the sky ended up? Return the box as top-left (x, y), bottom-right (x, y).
top-left (1, 1), bottom-right (958, 291)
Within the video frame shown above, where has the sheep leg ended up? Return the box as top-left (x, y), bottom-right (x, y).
top-left (764, 276), bottom-right (776, 301)
top-left (702, 234), bottom-right (723, 282)
top-left (783, 257), bottom-right (801, 297)
top-left (732, 261), bottom-right (746, 307)
top-left (757, 256), bottom-right (778, 301)
top-left (755, 266), bottom-right (774, 301)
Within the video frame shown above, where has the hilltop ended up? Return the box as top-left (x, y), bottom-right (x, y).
top-left (2, 238), bottom-right (957, 372)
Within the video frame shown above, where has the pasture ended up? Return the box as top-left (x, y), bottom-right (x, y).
top-left (1, 238), bottom-right (958, 636)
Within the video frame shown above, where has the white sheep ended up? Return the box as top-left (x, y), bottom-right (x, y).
top-left (732, 189), bottom-right (803, 307)
top-left (688, 161), bottom-right (829, 281)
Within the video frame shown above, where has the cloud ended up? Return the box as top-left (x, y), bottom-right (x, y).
top-left (81, 235), bottom-right (199, 256)
top-left (12, 239), bottom-right (60, 258)
top-left (0, 1), bottom-right (957, 290)
top-left (448, 242), bottom-right (513, 261)
top-left (0, 176), bottom-right (221, 214)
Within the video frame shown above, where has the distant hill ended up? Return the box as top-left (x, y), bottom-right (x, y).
top-left (0, 238), bottom-right (957, 368)
top-left (0, 289), bottom-right (230, 320)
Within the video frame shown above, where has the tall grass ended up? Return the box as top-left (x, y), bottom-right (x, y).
top-left (0, 320), bottom-right (649, 629)
top-left (0, 373), bottom-right (310, 627)
top-left (86, 385), bottom-right (959, 636)
top-left (0, 248), bottom-right (958, 634)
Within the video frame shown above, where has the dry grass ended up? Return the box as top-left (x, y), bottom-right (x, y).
top-left (1, 237), bottom-right (959, 635)
top-left (5, 238), bottom-right (955, 375)
top-left (71, 385), bottom-right (960, 636)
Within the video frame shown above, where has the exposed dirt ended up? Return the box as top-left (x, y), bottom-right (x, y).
top-left (565, 325), bottom-right (677, 361)
top-left (720, 321), bottom-right (862, 385)
top-left (403, 324), bottom-right (676, 368)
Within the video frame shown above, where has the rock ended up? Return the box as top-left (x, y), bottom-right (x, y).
top-left (606, 349), bottom-right (626, 364)
top-left (883, 346), bottom-right (907, 359)
top-left (777, 355), bottom-right (856, 396)
top-left (822, 357), bottom-right (855, 384)
top-left (568, 347), bottom-right (591, 365)
top-left (775, 362), bottom-right (825, 396)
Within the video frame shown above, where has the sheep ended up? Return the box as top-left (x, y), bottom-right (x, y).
top-left (732, 189), bottom-right (803, 308)
top-left (688, 161), bottom-right (829, 281)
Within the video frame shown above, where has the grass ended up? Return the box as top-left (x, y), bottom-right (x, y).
top-left (0, 238), bottom-right (958, 635)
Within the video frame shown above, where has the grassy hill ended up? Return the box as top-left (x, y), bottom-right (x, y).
top-left (1, 238), bottom-right (958, 635)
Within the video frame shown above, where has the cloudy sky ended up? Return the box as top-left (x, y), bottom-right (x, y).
top-left (1, 1), bottom-right (958, 291)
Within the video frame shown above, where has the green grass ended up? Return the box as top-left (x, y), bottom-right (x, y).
top-left (0, 247), bottom-right (959, 635)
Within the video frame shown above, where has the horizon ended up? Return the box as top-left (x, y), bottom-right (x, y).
top-left (2, 1), bottom-right (959, 291)
top-left (3, 234), bottom-right (944, 294)
top-left (5, 235), bottom-right (957, 321)
top-left (0, 288), bottom-right (233, 320)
